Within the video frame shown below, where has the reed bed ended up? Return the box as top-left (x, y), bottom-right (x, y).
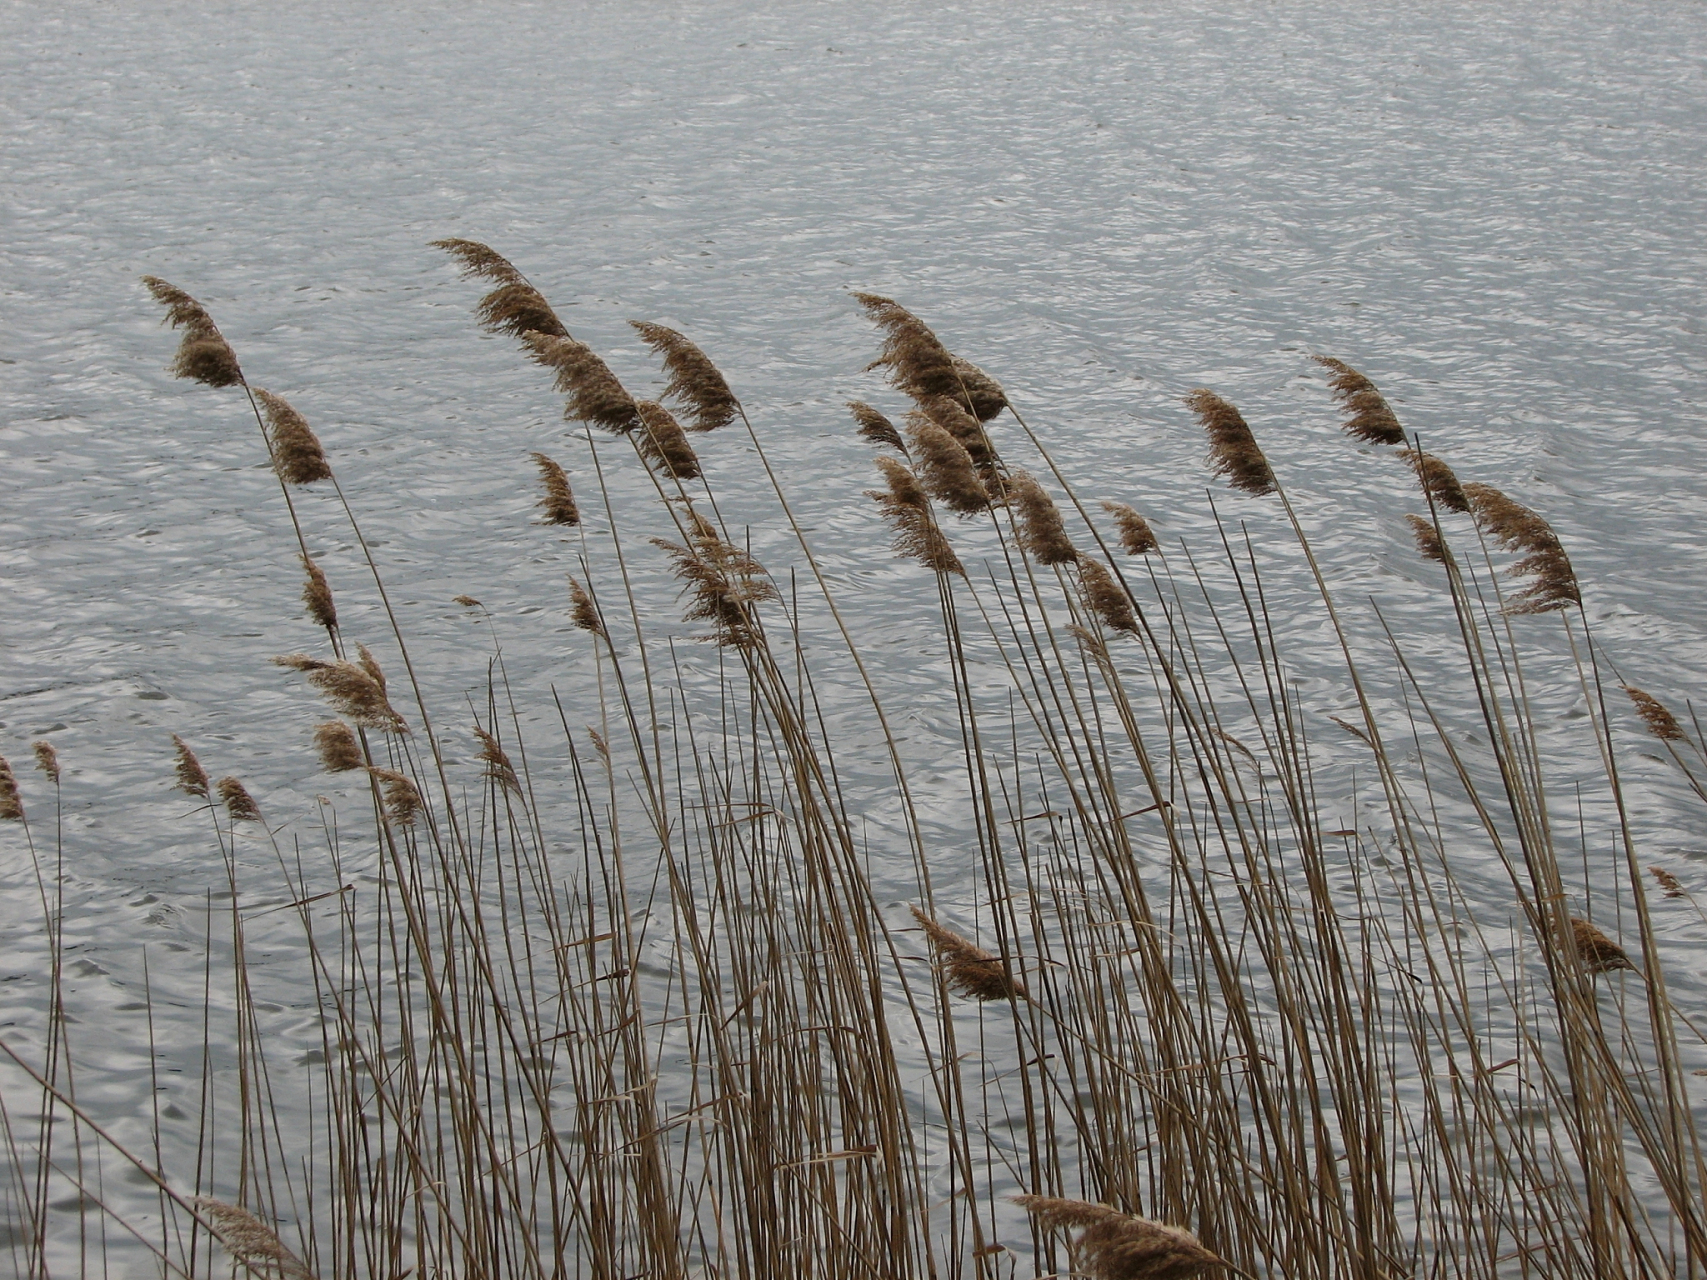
top-left (2, 247), bottom-right (1704, 1280)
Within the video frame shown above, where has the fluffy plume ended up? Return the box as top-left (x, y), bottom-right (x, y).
top-left (1187, 390), bottom-right (1275, 497)
top-left (906, 415), bottom-right (990, 516)
top-left (1314, 355), bottom-right (1404, 445)
top-left (629, 321), bottom-right (738, 432)
top-left (300, 555), bottom-right (337, 630)
top-left (0, 757), bottom-right (21, 822)
top-left (141, 277), bottom-right (244, 388)
top-left (217, 777), bottom-right (262, 822)
top-left (432, 238), bottom-right (569, 341)
top-left (528, 452), bottom-right (580, 526)
top-left (273, 654), bottom-right (406, 733)
top-left (1102, 501), bottom-right (1158, 555)
top-left (172, 735), bottom-right (211, 798)
top-left (192, 1196), bottom-right (318, 1280)
top-left (853, 293), bottom-right (1006, 421)
top-left (1568, 917), bottom-right (1634, 975)
top-left (1625, 686), bottom-right (1685, 742)
top-left (1079, 558), bottom-right (1139, 635)
top-left (910, 907), bottom-right (1025, 1002)
top-left (1398, 448), bottom-right (1469, 514)
top-left (313, 721), bottom-right (364, 773)
top-left (917, 395), bottom-right (999, 471)
top-left (368, 768), bottom-right (422, 827)
top-left (31, 742), bottom-right (60, 785)
top-left (849, 401), bottom-right (906, 453)
top-left (1010, 471), bottom-right (1078, 565)
top-left (1406, 514), bottom-right (1447, 564)
top-left (1650, 866), bottom-right (1687, 899)
top-left (474, 728), bottom-right (521, 792)
top-left (567, 576), bottom-right (606, 637)
top-left (634, 400), bottom-right (702, 480)
top-left (867, 456), bottom-right (964, 575)
top-left (520, 332), bottom-right (640, 433)
top-left (650, 531), bottom-right (779, 649)
top-left (453, 595), bottom-right (483, 608)
top-left (1014, 1196), bottom-right (1228, 1280)
top-left (1462, 484), bottom-right (1581, 613)
top-left (355, 643), bottom-right (388, 698)
top-left (254, 390), bottom-right (332, 484)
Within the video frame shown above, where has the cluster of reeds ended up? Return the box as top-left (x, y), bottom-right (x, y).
top-left (4, 251), bottom-right (1706, 1280)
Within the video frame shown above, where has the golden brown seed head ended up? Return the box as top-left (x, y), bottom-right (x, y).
top-left (355, 643), bottom-right (388, 698)
top-left (1013, 1196), bottom-right (1227, 1280)
top-left (1010, 471), bottom-right (1078, 565)
top-left (530, 452), bottom-right (581, 526)
top-left (852, 293), bottom-right (1007, 421)
top-left (191, 1196), bottom-right (318, 1280)
top-left (216, 777), bottom-right (262, 822)
top-left (300, 554), bottom-right (337, 630)
top-left (31, 742), bottom-right (60, 784)
top-left (0, 757), bottom-right (21, 822)
top-left (650, 533), bottom-right (778, 649)
top-left (1101, 500), bottom-right (1159, 555)
top-left (1406, 514), bottom-right (1448, 564)
top-left (272, 654), bottom-right (406, 733)
top-left (848, 401), bottom-right (907, 453)
top-left (142, 277), bottom-right (244, 388)
top-left (432, 239), bottom-right (569, 340)
top-left (171, 735), bottom-right (211, 798)
top-left (520, 333), bottom-right (640, 432)
top-left (1462, 483), bottom-right (1580, 613)
top-left (1187, 389), bottom-right (1275, 497)
top-left (313, 721), bottom-right (364, 773)
top-left (1650, 866), bottom-right (1687, 899)
top-left (629, 321), bottom-right (739, 433)
top-left (1568, 917), bottom-right (1634, 974)
top-left (1079, 558), bottom-right (1139, 634)
top-left (867, 456), bottom-right (964, 575)
top-left (567, 576), bottom-right (606, 637)
top-left (1625, 686), bottom-right (1685, 741)
top-left (1398, 448), bottom-right (1470, 514)
top-left (634, 400), bottom-right (702, 480)
top-left (453, 595), bottom-right (483, 608)
top-left (474, 728), bottom-right (521, 792)
top-left (910, 907), bottom-right (1026, 1002)
top-left (906, 415), bottom-right (990, 516)
top-left (367, 767), bottom-right (422, 827)
top-left (1314, 355), bottom-right (1405, 445)
top-left (254, 389), bottom-right (333, 484)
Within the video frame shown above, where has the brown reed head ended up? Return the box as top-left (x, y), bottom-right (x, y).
top-left (1568, 916), bottom-right (1635, 975)
top-left (355, 643), bottom-right (388, 697)
top-left (1079, 557), bottom-right (1139, 634)
top-left (906, 414), bottom-right (990, 516)
top-left (31, 741), bottom-right (59, 785)
top-left (629, 321), bottom-right (739, 433)
top-left (191, 1196), bottom-right (318, 1280)
top-left (1398, 448), bottom-right (1469, 513)
top-left (867, 456), bottom-right (964, 575)
top-left (1462, 483), bottom-right (1581, 613)
top-left (367, 767), bottom-right (422, 827)
top-left (1186, 389), bottom-right (1275, 497)
top-left (300, 554), bottom-right (337, 630)
top-left (635, 400), bottom-right (702, 480)
top-left (474, 727), bottom-right (522, 792)
top-left (1314, 355), bottom-right (1405, 445)
top-left (1406, 514), bottom-right (1448, 564)
top-left (918, 394), bottom-right (999, 472)
top-left (1101, 500), bottom-right (1159, 555)
top-left (567, 575), bottom-right (607, 637)
top-left (528, 452), bottom-right (581, 527)
top-left (254, 389), bottom-right (333, 484)
top-left (1625, 686), bottom-right (1685, 741)
top-left (853, 293), bottom-right (1007, 421)
top-left (1013, 1195), bottom-right (1228, 1280)
top-left (520, 332), bottom-right (640, 433)
top-left (910, 907), bottom-right (1026, 1001)
top-left (848, 401), bottom-right (907, 454)
top-left (650, 531), bottom-right (779, 649)
top-left (431, 239), bottom-right (570, 340)
top-left (1011, 471), bottom-right (1078, 565)
top-left (0, 757), bottom-right (21, 822)
top-left (216, 776), bottom-right (262, 822)
top-left (142, 277), bottom-right (244, 388)
top-left (312, 721), bottom-right (364, 773)
top-left (273, 654), bottom-right (406, 733)
top-left (171, 735), bottom-right (211, 797)
top-left (1650, 866), bottom-right (1688, 899)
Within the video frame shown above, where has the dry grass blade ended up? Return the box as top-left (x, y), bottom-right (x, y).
top-left (1398, 448), bottom-right (1470, 513)
top-left (635, 400), bottom-right (702, 480)
top-left (520, 332), bottom-right (640, 432)
top-left (1569, 916), bottom-right (1635, 974)
top-left (1625, 685), bottom-right (1685, 741)
top-left (1650, 866), bottom-right (1688, 899)
top-left (1187, 389), bottom-right (1275, 497)
top-left (629, 321), bottom-right (738, 433)
top-left (650, 532), bottom-right (779, 649)
top-left (567, 575), bottom-right (607, 636)
top-left (848, 401), bottom-right (907, 453)
top-left (853, 292), bottom-right (1006, 421)
top-left (1014, 1195), bottom-right (1229, 1280)
top-left (254, 389), bottom-right (333, 484)
top-left (312, 721), bottom-right (364, 773)
top-left (217, 777), bottom-right (263, 822)
top-left (867, 456), bottom-right (964, 575)
top-left (191, 1196), bottom-right (319, 1280)
top-left (1314, 355), bottom-right (1404, 445)
top-left (1011, 471), bottom-right (1078, 565)
top-left (906, 415), bottom-right (990, 516)
top-left (0, 757), bottom-right (21, 822)
top-left (432, 238), bottom-right (569, 340)
top-left (273, 654), bottom-right (406, 732)
top-left (31, 741), bottom-right (59, 784)
top-left (300, 554), bottom-right (337, 630)
top-left (1463, 483), bottom-right (1581, 613)
top-left (367, 768), bottom-right (422, 826)
top-left (1406, 514), bottom-right (1447, 564)
top-left (530, 452), bottom-right (581, 526)
top-left (474, 727), bottom-right (521, 792)
top-left (910, 907), bottom-right (1025, 1001)
top-left (1079, 558), bottom-right (1139, 635)
top-left (171, 735), bottom-right (211, 797)
top-left (1102, 500), bottom-right (1159, 555)
top-left (141, 277), bottom-right (244, 388)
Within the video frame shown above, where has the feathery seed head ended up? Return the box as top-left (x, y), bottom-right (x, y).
top-left (1014, 1196), bottom-right (1228, 1280)
top-left (910, 907), bottom-right (1026, 1002)
top-left (906, 415), bottom-right (990, 516)
top-left (272, 653), bottom-right (405, 733)
top-left (217, 776), bottom-right (262, 822)
top-left (629, 321), bottom-right (739, 433)
top-left (254, 390), bottom-right (332, 484)
top-left (1625, 686), bottom-right (1685, 741)
top-left (1079, 558), bottom-right (1139, 634)
top-left (521, 332), bottom-right (640, 432)
top-left (848, 401), bottom-right (907, 453)
top-left (853, 293), bottom-right (1007, 421)
top-left (431, 239), bottom-right (569, 340)
top-left (0, 757), bottom-right (21, 822)
top-left (1568, 917), bottom-right (1634, 975)
top-left (635, 400), bottom-right (702, 480)
top-left (1398, 448), bottom-right (1470, 513)
top-left (1101, 501), bottom-right (1159, 555)
top-left (1187, 389), bottom-right (1275, 497)
top-left (650, 533), bottom-right (778, 649)
top-left (31, 741), bottom-right (59, 784)
top-left (1463, 483), bottom-right (1581, 613)
top-left (567, 575), bottom-right (606, 637)
top-left (191, 1197), bottom-right (318, 1280)
top-left (171, 735), bottom-right (211, 798)
top-left (1406, 514), bottom-right (1448, 564)
top-left (313, 721), bottom-right (364, 773)
top-left (1650, 866), bottom-right (1687, 899)
top-left (300, 554), bottom-right (337, 630)
top-left (1314, 355), bottom-right (1405, 445)
top-left (867, 456), bottom-right (963, 575)
top-left (530, 452), bottom-right (581, 526)
top-left (142, 277), bottom-right (244, 388)
top-left (474, 728), bottom-right (521, 792)
top-left (1011, 471), bottom-right (1078, 565)
top-left (368, 768), bottom-right (422, 827)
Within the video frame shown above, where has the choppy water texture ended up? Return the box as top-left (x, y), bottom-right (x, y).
top-left (3, 0), bottom-right (1707, 1254)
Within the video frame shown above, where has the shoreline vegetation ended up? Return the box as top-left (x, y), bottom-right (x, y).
top-left (3, 242), bottom-right (1705, 1279)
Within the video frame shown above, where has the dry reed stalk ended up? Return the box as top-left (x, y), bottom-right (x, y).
top-left (520, 332), bottom-right (640, 433)
top-left (1102, 500), bottom-right (1159, 555)
top-left (191, 1196), bottom-right (319, 1280)
top-left (630, 321), bottom-right (738, 433)
top-left (650, 531), bottom-right (779, 649)
top-left (853, 293), bottom-right (1006, 421)
top-left (1462, 483), bottom-right (1581, 613)
top-left (31, 742), bottom-right (59, 784)
top-left (1011, 471), bottom-right (1078, 565)
top-left (567, 576), bottom-right (606, 636)
top-left (1625, 686), bottom-right (1685, 741)
top-left (474, 728), bottom-right (521, 793)
top-left (1569, 917), bottom-right (1635, 974)
top-left (1398, 448), bottom-right (1470, 513)
top-left (1406, 514), bottom-right (1447, 564)
top-left (141, 277), bottom-right (244, 387)
top-left (432, 238), bottom-right (570, 340)
top-left (1650, 867), bottom-right (1687, 899)
top-left (217, 777), bottom-right (263, 822)
top-left (909, 907), bottom-right (1025, 1002)
top-left (634, 401), bottom-right (702, 480)
top-left (171, 735), bottom-right (211, 797)
top-left (366, 768), bottom-right (421, 826)
top-left (530, 452), bottom-right (581, 526)
top-left (253, 390), bottom-right (333, 484)
top-left (272, 655), bottom-right (406, 732)
top-left (1014, 1195), bottom-right (1229, 1280)
top-left (848, 401), bottom-right (907, 453)
top-left (1186, 390), bottom-right (1275, 497)
top-left (906, 415), bottom-right (990, 516)
top-left (312, 721), bottom-right (364, 773)
top-left (0, 756), bottom-right (21, 821)
top-left (1079, 557), bottom-right (1139, 635)
top-left (300, 555), bottom-right (337, 630)
top-left (1314, 355), bottom-right (1405, 445)
top-left (867, 456), bottom-right (964, 575)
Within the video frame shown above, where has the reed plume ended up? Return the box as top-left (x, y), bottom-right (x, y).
top-left (567, 576), bottom-right (606, 637)
top-left (1079, 557), bottom-right (1139, 634)
top-left (170, 735), bottom-right (211, 798)
top-left (910, 907), bottom-right (1025, 1002)
top-left (31, 742), bottom-right (59, 784)
top-left (1406, 514), bottom-right (1447, 564)
top-left (520, 332), bottom-right (640, 433)
top-left (217, 777), bottom-right (262, 823)
top-left (191, 1196), bottom-right (319, 1280)
top-left (650, 531), bottom-right (779, 649)
top-left (853, 293), bottom-right (1007, 421)
top-left (1650, 866), bottom-right (1688, 899)
top-left (1314, 355), bottom-right (1404, 445)
top-left (141, 277), bottom-right (244, 388)
top-left (918, 394), bottom-right (999, 471)
top-left (1398, 448), bottom-right (1470, 513)
top-left (254, 390), bottom-right (333, 485)
top-left (528, 452), bottom-right (581, 527)
top-left (867, 456), bottom-right (964, 575)
top-left (312, 721), bottom-right (364, 773)
top-left (1625, 686), bottom-right (1685, 741)
top-left (849, 401), bottom-right (907, 454)
top-left (0, 757), bottom-right (21, 822)
top-left (635, 400), bottom-right (702, 480)
top-left (474, 727), bottom-right (521, 793)
top-left (300, 555), bottom-right (337, 630)
top-left (355, 643), bottom-right (388, 699)
top-left (1102, 500), bottom-right (1159, 555)
top-left (1187, 390), bottom-right (1275, 497)
top-left (273, 655), bottom-right (405, 732)
top-left (432, 238), bottom-right (570, 341)
top-left (1011, 471), bottom-right (1078, 565)
top-left (906, 415), bottom-right (990, 516)
top-left (630, 321), bottom-right (738, 433)
top-left (1015, 1197), bottom-right (1229, 1280)
top-left (1462, 483), bottom-right (1581, 613)
top-left (1569, 916), bottom-right (1635, 974)
top-left (367, 768), bottom-right (422, 827)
